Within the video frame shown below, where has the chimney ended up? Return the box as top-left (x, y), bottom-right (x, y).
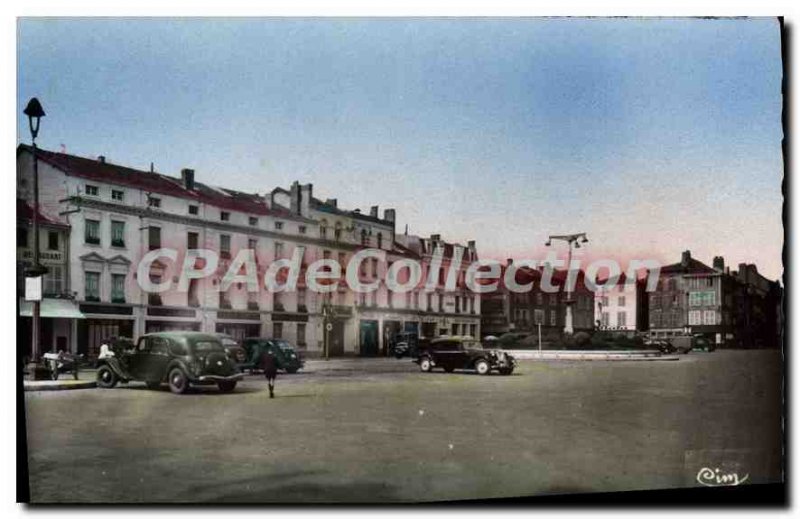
top-left (713, 256), bottom-right (725, 272)
top-left (681, 250), bottom-right (691, 267)
top-left (383, 208), bottom-right (396, 223)
top-left (300, 183), bottom-right (312, 217)
top-left (181, 168), bottom-right (195, 191)
top-left (739, 263), bottom-right (749, 282)
top-left (506, 258), bottom-right (513, 266)
top-left (467, 240), bottom-right (476, 250)
top-left (289, 181), bottom-right (300, 215)
top-left (370, 205), bottom-right (379, 218)
top-left (326, 198), bottom-right (337, 208)
top-left (98, 155), bottom-right (106, 163)
top-left (431, 234), bottom-right (441, 242)
top-left (354, 208), bottom-right (361, 214)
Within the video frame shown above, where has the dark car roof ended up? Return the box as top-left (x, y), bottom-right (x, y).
top-left (142, 331), bottom-right (222, 343)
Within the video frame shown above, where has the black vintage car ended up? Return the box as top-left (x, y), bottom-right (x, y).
top-left (414, 336), bottom-right (516, 375)
top-left (240, 337), bottom-right (304, 374)
top-left (95, 331), bottom-right (244, 394)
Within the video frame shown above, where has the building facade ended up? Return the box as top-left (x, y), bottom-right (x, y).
top-left (594, 274), bottom-right (648, 334)
top-left (17, 145), bottom-right (482, 358)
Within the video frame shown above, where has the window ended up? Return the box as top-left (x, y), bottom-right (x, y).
top-left (297, 288), bottom-right (307, 312)
top-left (689, 310), bottom-right (702, 326)
top-left (454, 296), bottom-right (460, 313)
top-left (338, 252), bottom-right (347, 269)
top-left (335, 223), bottom-right (342, 242)
top-left (111, 221), bottom-right (125, 247)
top-left (188, 279), bottom-right (200, 307)
top-left (85, 184), bottom-right (99, 196)
top-left (148, 226), bottom-right (161, 250)
top-left (43, 266), bottom-right (64, 296)
top-left (360, 229), bottom-right (368, 246)
top-left (275, 242), bottom-right (284, 259)
top-left (148, 196), bottom-right (161, 208)
top-left (617, 312), bottom-right (627, 328)
top-left (536, 292), bottom-right (543, 305)
top-left (187, 231), bottom-right (199, 250)
top-left (377, 233), bottom-right (383, 249)
top-left (299, 225), bottom-right (307, 234)
top-left (220, 211), bottom-right (230, 222)
top-left (111, 189), bottom-right (124, 201)
top-left (273, 292), bottom-right (284, 312)
top-left (438, 294), bottom-right (444, 312)
top-left (273, 322), bottom-right (283, 339)
top-left (220, 234), bottom-right (231, 259)
top-left (219, 291), bottom-right (232, 309)
top-left (601, 312), bottom-right (610, 326)
top-left (47, 231), bottom-right (59, 251)
top-left (469, 296), bottom-right (475, 314)
top-left (703, 310), bottom-right (718, 325)
top-left (85, 219), bottom-right (101, 245)
top-left (188, 205), bottom-right (199, 216)
top-left (297, 323), bottom-right (306, 347)
top-left (618, 296), bottom-right (626, 307)
top-left (148, 273), bottom-right (163, 306)
top-left (427, 293), bottom-right (433, 311)
top-left (247, 291), bottom-right (259, 311)
top-left (534, 309), bottom-right (545, 325)
top-left (550, 310), bottom-right (557, 326)
top-left (85, 271), bottom-right (100, 301)
top-left (16, 228), bottom-right (27, 248)
top-left (111, 274), bottom-right (126, 303)
top-left (248, 238), bottom-right (257, 252)
top-left (249, 216), bottom-right (258, 226)
top-left (470, 324), bottom-right (477, 338)
top-left (275, 221), bottom-right (283, 230)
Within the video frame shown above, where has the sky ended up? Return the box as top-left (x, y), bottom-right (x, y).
top-left (16, 17), bottom-right (784, 279)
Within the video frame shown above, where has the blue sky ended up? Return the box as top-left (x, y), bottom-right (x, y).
top-left (17, 17), bottom-right (784, 278)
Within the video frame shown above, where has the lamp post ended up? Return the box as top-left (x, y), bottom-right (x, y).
top-left (545, 233), bottom-right (588, 335)
top-left (23, 98), bottom-right (47, 362)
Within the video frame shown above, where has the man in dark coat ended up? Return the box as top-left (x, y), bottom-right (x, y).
top-left (262, 350), bottom-right (278, 398)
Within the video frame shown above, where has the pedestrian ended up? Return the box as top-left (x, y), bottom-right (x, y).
top-left (262, 349), bottom-right (278, 398)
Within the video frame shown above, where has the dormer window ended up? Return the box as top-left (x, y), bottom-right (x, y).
top-left (85, 184), bottom-right (99, 196)
top-left (220, 211), bottom-right (230, 222)
top-left (112, 189), bottom-right (124, 201)
top-left (275, 221), bottom-right (284, 230)
top-left (249, 216), bottom-right (258, 226)
top-left (188, 204), bottom-right (199, 215)
top-left (148, 196), bottom-right (161, 209)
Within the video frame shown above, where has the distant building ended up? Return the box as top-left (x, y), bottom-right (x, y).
top-left (648, 250), bottom-right (781, 348)
top-left (594, 273), bottom-right (649, 334)
top-left (480, 261), bottom-right (594, 341)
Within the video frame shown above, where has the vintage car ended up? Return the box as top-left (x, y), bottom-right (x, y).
top-left (217, 334), bottom-right (248, 364)
top-left (95, 331), bottom-right (243, 394)
top-left (390, 332), bottom-right (425, 359)
top-left (414, 336), bottom-right (516, 375)
top-left (240, 337), bottom-right (305, 374)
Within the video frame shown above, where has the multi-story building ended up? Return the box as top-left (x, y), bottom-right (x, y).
top-left (480, 261), bottom-right (594, 341)
top-left (16, 197), bottom-right (78, 358)
top-left (17, 144), bottom-right (482, 358)
top-left (648, 250), bottom-right (781, 348)
top-left (594, 273), bottom-right (648, 334)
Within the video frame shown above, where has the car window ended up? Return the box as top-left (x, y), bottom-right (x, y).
top-left (137, 337), bottom-right (150, 352)
top-left (151, 338), bottom-right (168, 354)
top-left (168, 339), bottom-right (188, 356)
top-left (192, 340), bottom-right (225, 353)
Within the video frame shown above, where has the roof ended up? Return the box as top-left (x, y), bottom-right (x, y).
top-left (18, 144), bottom-right (308, 222)
top-left (17, 198), bottom-right (68, 228)
top-left (396, 234), bottom-right (474, 260)
top-left (272, 186), bottom-right (394, 226)
top-left (660, 257), bottom-right (717, 275)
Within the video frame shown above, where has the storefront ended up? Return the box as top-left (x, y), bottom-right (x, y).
top-left (18, 298), bottom-right (85, 358)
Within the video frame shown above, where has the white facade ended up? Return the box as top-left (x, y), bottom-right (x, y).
top-left (594, 278), bottom-right (639, 332)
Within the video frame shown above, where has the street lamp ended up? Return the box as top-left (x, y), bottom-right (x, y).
top-left (545, 233), bottom-right (588, 335)
top-left (23, 98), bottom-right (47, 362)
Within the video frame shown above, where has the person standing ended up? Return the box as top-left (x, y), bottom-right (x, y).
top-left (262, 349), bottom-right (278, 398)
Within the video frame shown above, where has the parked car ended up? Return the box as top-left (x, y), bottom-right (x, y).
top-left (414, 336), bottom-right (516, 375)
top-left (241, 337), bottom-right (305, 374)
top-left (217, 334), bottom-right (248, 364)
top-left (95, 331), bottom-right (243, 394)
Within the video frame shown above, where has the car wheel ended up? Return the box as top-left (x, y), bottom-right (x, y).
top-left (475, 359), bottom-right (491, 376)
top-left (218, 380), bottom-right (237, 393)
top-left (419, 357), bottom-right (432, 372)
top-left (443, 365), bottom-right (455, 373)
top-left (168, 367), bottom-right (188, 394)
top-left (499, 367), bottom-right (514, 376)
top-left (146, 381), bottom-right (161, 390)
top-left (96, 366), bottom-right (118, 389)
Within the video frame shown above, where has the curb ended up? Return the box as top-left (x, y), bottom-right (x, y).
top-left (23, 380), bottom-right (97, 392)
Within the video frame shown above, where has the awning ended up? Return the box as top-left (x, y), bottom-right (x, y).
top-left (19, 298), bottom-right (86, 319)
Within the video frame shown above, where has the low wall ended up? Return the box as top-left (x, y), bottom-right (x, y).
top-left (508, 350), bottom-right (680, 361)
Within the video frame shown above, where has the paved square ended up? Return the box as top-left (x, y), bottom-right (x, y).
top-left (23, 350), bottom-right (782, 503)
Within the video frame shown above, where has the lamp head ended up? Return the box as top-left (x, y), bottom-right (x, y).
top-left (581, 235), bottom-right (589, 244)
top-left (24, 97), bottom-right (45, 140)
top-left (545, 240), bottom-right (551, 247)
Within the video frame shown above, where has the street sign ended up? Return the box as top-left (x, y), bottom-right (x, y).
top-left (25, 276), bottom-right (42, 302)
